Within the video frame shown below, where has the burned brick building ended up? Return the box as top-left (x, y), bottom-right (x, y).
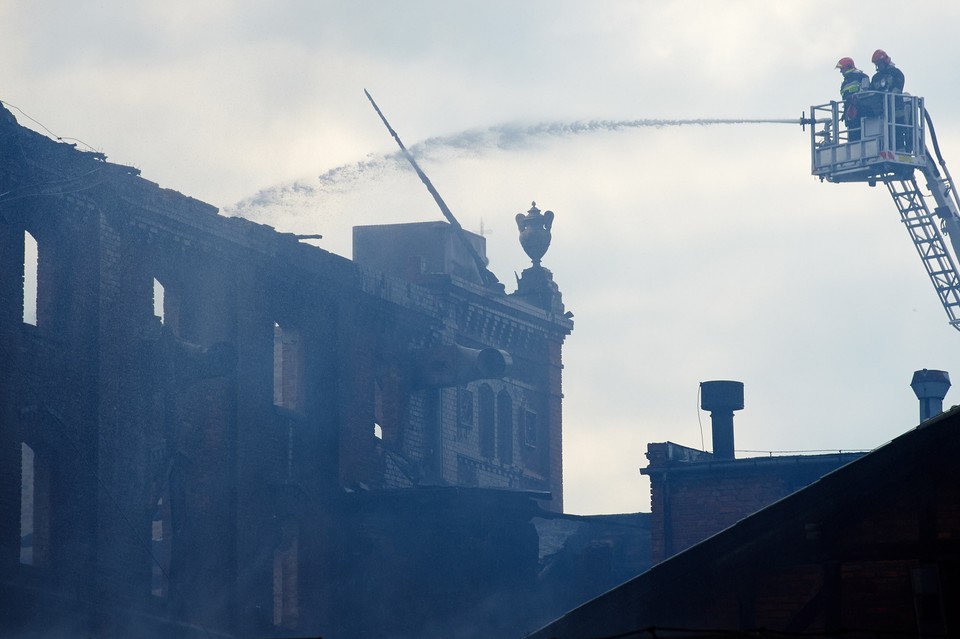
top-left (0, 103), bottom-right (576, 637)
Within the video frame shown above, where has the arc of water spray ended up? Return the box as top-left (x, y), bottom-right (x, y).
top-left (412, 116), bottom-right (810, 150)
top-left (230, 113), bottom-right (813, 213)
top-left (521, 117), bottom-right (805, 134)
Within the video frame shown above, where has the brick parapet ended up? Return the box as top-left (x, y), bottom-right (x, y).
top-left (644, 448), bottom-right (865, 564)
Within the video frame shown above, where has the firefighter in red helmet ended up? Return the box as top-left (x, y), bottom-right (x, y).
top-left (836, 57), bottom-right (869, 141)
top-left (870, 49), bottom-right (905, 93)
top-left (870, 49), bottom-right (909, 150)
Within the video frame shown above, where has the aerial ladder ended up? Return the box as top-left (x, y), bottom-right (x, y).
top-left (808, 92), bottom-right (960, 331)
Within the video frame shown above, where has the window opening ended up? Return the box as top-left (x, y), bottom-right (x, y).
top-left (497, 390), bottom-right (514, 464)
top-left (374, 378), bottom-right (388, 443)
top-left (524, 410), bottom-right (538, 448)
top-left (153, 278), bottom-right (165, 324)
top-left (151, 496), bottom-right (171, 597)
top-left (23, 231), bottom-right (38, 326)
top-left (478, 385), bottom-right (495, 459)
top-left (20, 442), bottom-right (48, 566)
top-left (273, 522), bottom-right (299, 629)
top-left (20, 443), bottom-right (34, 565)
top-left (459, 388), bottom-right (474, 428)
top-left (273, 323), bottom-right (303, 412)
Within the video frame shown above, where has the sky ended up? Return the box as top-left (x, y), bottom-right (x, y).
top-left (5, 1), bottom-right (960, 515)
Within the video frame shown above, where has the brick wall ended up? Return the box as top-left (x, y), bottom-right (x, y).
top-left (0, 105), bottom-right (573, 637)
top-left (644, 442), bottom-right (863, 563)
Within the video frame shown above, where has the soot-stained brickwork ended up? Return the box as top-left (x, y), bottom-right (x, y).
top-left (0, 104), bottom-right (573, 638)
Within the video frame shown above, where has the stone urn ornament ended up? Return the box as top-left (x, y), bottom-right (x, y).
top-left (515, 202), bottom-right (554, 267)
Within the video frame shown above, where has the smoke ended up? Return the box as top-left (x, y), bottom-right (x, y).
top-left (226, 116), bottom-right (799, 220)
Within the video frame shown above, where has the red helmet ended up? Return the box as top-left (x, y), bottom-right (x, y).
top-left (835, 57), bottom-right (855, 71)
top-left (871, 49), bottom-right (891, 65)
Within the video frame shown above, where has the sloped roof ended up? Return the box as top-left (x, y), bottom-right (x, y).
top-left (527, 406), bottom-right (960, 638)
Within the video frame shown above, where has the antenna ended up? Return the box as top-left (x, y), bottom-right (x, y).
top-left (363, 89), bottom-right (503, 291)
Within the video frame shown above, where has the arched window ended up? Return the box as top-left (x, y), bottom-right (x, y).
top-left (23, 231), bottom-right (38, 326)
top-left (478, 384), bottom-right (495, 459)
top-left (497, 390), bottom-right (513, 464)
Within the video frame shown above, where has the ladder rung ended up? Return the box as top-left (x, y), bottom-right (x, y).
top-left (887, 177), bottom-right (960, 329)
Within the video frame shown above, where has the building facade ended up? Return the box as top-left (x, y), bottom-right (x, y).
top-left (0, 104), bottom-right (572, 637)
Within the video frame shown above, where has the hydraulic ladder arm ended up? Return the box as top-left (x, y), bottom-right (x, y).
top-left (810, 95), bottom-right (960, 331)
top-left (883, 156), bottom-right (960, 329)
top-left (919, 109), bottom-right (960, 246)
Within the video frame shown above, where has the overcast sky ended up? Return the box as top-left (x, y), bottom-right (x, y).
top-left (6, 1), bottom-right (960, 515)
